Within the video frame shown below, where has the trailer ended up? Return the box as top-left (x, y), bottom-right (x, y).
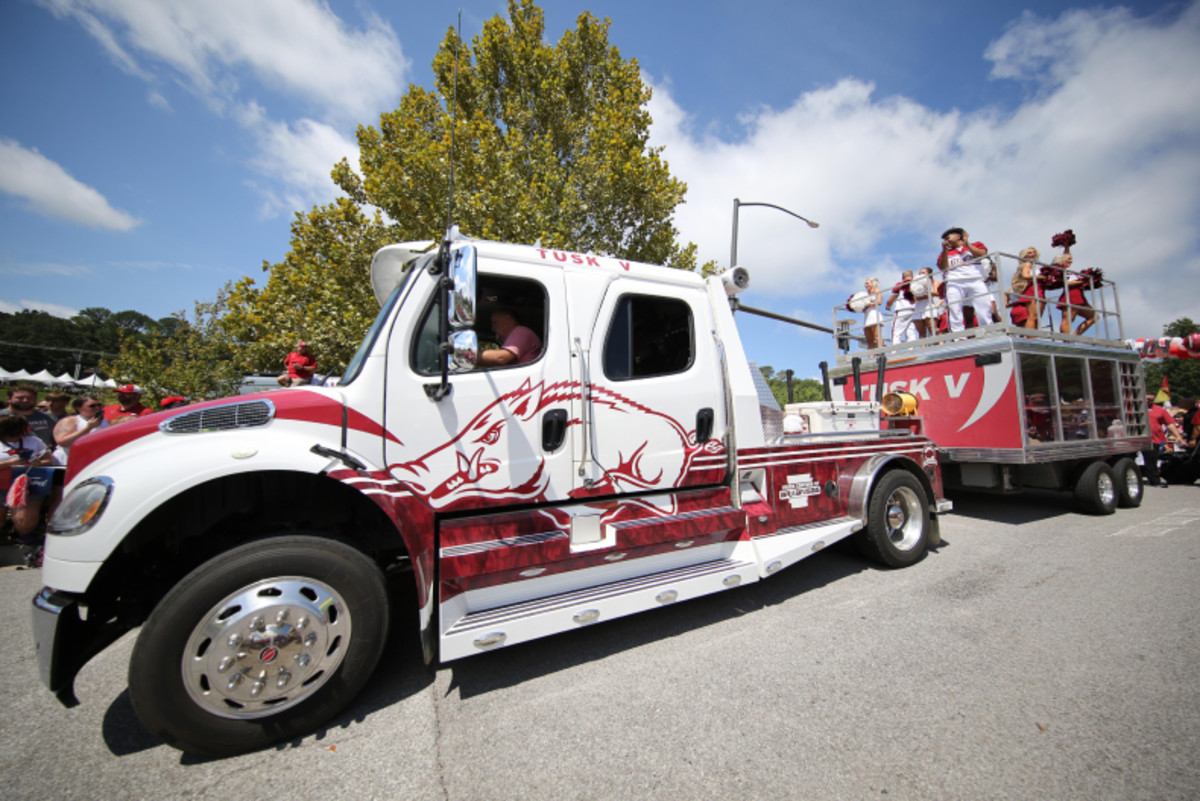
top-left (826, 250), bottom-right (1151, 514)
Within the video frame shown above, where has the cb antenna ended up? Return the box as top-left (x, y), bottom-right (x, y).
top-left (443, 10), bottom-right (462, 240)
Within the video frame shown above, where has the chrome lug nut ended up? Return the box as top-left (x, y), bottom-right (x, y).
top-left (227, 633), bottom-right (242, 648)
top-left (227, 672), bottom-right (244, 690)
top-left (276, 670), bottom-right (292, 689)
top-left (250, 680), bottom-right (265, 697)
top-left (249, 615), bottom-right (265, 631)
top-left (275, 609), bottom-right (289, 623)
top-left (217, 656), bottom-right (235, 673)
top-left (294, 653), bottom-right (312, 668)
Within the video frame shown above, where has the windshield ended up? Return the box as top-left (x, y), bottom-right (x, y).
top-left (340, 253), bottom-right (430, 385)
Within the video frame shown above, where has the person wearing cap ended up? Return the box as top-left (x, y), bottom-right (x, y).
top-left (103, 384), bottom-right (154, 425)
top-left (284, 341), bottom-right (317, 386)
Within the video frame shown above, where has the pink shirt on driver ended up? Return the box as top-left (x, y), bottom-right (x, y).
top-left (503, 325), bottom-right (542, 364)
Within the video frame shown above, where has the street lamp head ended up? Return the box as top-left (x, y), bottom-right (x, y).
top-left (806, 220), bottom-right (820, 229)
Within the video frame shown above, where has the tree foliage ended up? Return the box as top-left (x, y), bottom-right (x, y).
top-left (221, 199), bottom-right (393, 375)
top-left (102, 291), bottom-right (246, 404)
top-left (0, 306), bottom-right (175, 377)
top-left (758, 366), bottom-right (825, 408)
top-left (221, 0), bottom-right (706, 375)
top-left (1142, 317), bottom-right (1200, 401)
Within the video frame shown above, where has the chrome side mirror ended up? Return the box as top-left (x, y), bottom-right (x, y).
top-left (448, 245), bottom-right (477, 330)
top-left (448, 330), bottom-right (478, 373)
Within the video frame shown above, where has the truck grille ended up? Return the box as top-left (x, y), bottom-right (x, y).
top-left (159, 400), bottom-right (275, 434)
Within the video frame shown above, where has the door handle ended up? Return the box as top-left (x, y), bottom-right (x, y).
top-left (696, 407), bottom-right (714, 444)
top-left (543, 409), bottom-right (568, 451)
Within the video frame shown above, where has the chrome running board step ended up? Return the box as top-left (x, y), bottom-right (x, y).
top-left (440, 557), bottom-right (759, 661)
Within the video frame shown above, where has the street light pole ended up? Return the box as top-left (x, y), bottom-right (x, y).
top-left (730, 197), bottom-right (820, 268)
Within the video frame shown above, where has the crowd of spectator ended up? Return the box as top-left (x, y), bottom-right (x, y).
top-left (2, 383), bottom-right (189, 567)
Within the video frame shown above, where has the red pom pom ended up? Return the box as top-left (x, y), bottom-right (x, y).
top-left (1037, 266), bottom-right (1064, 290)
top-left (1051, 229), bottom-right (1077, 250)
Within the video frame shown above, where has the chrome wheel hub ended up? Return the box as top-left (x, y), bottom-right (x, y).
top-left (182, 577), bottom-right (352, 719)
top-left (1124, 468), bottom-right (1140, 499)
top-left (1098, 472), bottom-right (1116, 506)
top-left (884, 486), bottom-right (923, 551)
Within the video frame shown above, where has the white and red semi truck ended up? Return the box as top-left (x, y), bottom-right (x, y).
top-left (33, 233), bottom-right (951, 755)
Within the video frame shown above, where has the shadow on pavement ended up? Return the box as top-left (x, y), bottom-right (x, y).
top-left (99, 535), bottom-right (927, 759)
top-left (945, 487), bottom-right (1079, 525)
top-left (442, 546), bottom-right (872, 700)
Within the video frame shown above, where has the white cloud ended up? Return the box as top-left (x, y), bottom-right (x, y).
top-left (0, 139), bottom-right (142, 231)
top-left (240, 112), bottom-right (361, 217)
top-left (650, 2), bottom-right (1200, 341)
top-left (38, 0), bottom-right (408, 219)
top-left (38, 0), bottom-right (409, 123)
top-left (0, 299), bottom-right (81, 318)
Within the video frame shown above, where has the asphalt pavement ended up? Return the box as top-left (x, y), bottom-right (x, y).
top-left (2, 483), bottom-right (1198, 800)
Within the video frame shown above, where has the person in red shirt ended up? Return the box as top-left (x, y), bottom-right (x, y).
top-left (1146, 403), bottom-right (1184, 487)
top-left (103, 384), bottom-right (155, 425)
top-left (284, 341), bottom-right (317, 386)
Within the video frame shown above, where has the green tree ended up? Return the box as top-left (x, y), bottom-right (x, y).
top-left (1143, 317), bottom-right (1200, 400)
top-left (221, 199), bottom-right (393, 374)
top-left (103, 291), bottom-right (246, 404)
top-left (222, 0), bottom-right (708, 373)
top-left (759, 366), bottom-right (825, 408)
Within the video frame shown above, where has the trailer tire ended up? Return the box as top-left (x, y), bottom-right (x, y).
top-left (855, 470), bottom-right (929, 568)
top-left (1111, 457), bottom-right (1143, 508)
top-left (128, 535), bottom-right (389, 757)
top-left (1074, 461), bottom-right (1118, 515)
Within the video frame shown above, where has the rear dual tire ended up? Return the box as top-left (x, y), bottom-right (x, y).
top-left (1074, 461), bottom-right (1118, 515)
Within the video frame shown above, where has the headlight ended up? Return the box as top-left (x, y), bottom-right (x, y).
top-left (48, 477), bottom-right (114, 536)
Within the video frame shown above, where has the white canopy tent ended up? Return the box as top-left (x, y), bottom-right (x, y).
top-left (9, 369), bottom-right (32, 381)
top-left (55, 371), bottom-right (76, 384)
top-left (27, 369), bottom-right (62, 385)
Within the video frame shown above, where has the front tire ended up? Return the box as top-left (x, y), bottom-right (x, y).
top-left (1111, 457), bottom-right (1143, 508)
top-left (855, 470), bottom-right (929, 568)
top-left (128, 535), bottom-right (389, 757)
top-left (1074, 461), bottom-right (1118, 515)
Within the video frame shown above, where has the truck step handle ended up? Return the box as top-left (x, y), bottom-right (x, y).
top-left (696, 407), bottom-right (715, 444)
top-left (543, 409), bottom-right (568, 451)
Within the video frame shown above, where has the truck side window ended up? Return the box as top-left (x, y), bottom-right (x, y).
top-left (411, 275), bottom-right (547, 375)
top-left (603, 294), bottom-right (693, 380)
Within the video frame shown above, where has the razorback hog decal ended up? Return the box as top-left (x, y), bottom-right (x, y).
top-left (388, 379), bottom-right (709, 510)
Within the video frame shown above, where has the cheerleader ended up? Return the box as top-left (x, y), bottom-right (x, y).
top-left (1007, 247), bottom-right (1043, 329)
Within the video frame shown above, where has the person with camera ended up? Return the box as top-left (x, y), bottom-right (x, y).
top-left (937, 227), bottom-right (993, 332)
top-left (2, 414), bottom-right (58, 555)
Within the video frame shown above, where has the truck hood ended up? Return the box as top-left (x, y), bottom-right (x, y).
top-left (63, 388), bottom-right (383, 484)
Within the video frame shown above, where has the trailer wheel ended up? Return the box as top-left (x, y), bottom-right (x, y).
top-left (1111, 457), bottom-right (1143, 508)
top-left (128, 535), bottom-right (389, 757)
top-left (1074, 462), bottom-right (1118, 515)
top-left (855, 470), bottom-right (929, 568)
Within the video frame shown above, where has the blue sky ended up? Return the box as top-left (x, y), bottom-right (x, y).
top-left (2, 0), bottom-right (1198, 377)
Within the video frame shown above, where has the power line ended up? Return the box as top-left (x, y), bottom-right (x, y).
top-left (0, 339), bottom-right (117, 358)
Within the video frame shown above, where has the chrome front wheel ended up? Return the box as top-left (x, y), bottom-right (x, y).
top-left (129, 536), bottom-right (389, 757)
